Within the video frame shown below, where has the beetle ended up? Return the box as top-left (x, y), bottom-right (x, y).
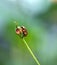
top-left (16, 26), bottom-right (28, 38)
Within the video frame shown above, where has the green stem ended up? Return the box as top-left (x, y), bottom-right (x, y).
top-left (23, 38), bottom-right (40, 65)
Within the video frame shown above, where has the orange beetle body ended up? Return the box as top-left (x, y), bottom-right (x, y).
top-left (16, 26), bottom-right (28, 38)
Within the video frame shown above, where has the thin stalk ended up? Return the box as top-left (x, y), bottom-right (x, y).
top-left (22, 38), bottom-right (40, 65)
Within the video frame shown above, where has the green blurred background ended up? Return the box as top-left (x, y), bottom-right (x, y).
top-left (0, 0), bottom-right (57, 65)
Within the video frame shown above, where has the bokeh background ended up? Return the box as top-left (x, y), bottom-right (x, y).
top-left (0, 0), bottom-right (57, 65)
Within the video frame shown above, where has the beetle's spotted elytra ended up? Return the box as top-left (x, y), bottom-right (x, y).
top-left (15, 25), bottom-right (28, 38)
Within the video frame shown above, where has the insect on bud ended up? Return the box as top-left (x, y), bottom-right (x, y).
top-left (15, 26), bottom-right (28, 38)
